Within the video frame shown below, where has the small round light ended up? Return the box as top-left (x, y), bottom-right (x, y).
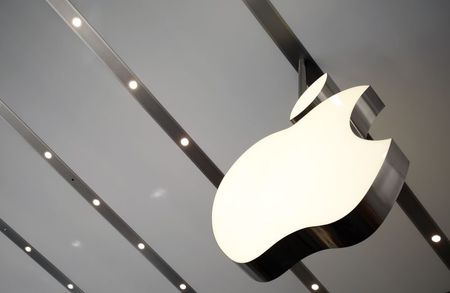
top-left (67, 284), bottom-right (74, 290)
top-left (137, 243), bottom-right (145, 250)
top-left (180, 137), bottom-right (189, 147)
top-left (311, 283), bottom-right (319, 291)
top-left (92, 199), bottom-right (101, 206)
top-left (128, 80), bottom-right (138, 90)
top-left (431, 234), bottom-right (441, 243)
top-left (24, 246), bottom-right (32, 253)
top-left (71, 17), bottom-right (82, 28)
top-left (179, 283), bottom-right (187, 290)
top-left (44, 151), bottom-right (52, 159)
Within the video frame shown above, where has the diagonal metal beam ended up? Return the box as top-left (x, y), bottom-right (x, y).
top-left (0, 217), bottom-right (85, 293)
top-left (46, 0), bottom-right (223, 189)
top-left (397, 184), bottom-right (450, 268)
top-left (0, 99), bottom-right (195, 293)
top-left (291, 262), bottom-right (328, 293)
top-left (242, 0), bottom-right (450, 271)
top-left (241, 0), bottom-right (325, 85)
top-left (45, 0), bottom-right (329, 291)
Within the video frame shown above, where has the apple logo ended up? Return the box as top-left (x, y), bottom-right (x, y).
top-left (212, 74), bottom-right (409, 282)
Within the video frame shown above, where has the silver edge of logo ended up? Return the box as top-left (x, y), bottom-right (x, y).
top-left (236, 85), bottom-right (409, 282)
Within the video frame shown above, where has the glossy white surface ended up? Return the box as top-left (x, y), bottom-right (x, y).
top-left (213, 82), bottom-right (391, 263)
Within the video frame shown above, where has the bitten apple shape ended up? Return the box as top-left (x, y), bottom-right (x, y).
top-left (212, 74), bottom-right (409, 282)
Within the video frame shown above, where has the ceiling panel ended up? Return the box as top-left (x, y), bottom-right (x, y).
top-left (0, 0), bottom-right (448, 292)
top-left (0, 0), bottom-right (304, 292)
top-left (0, 1), bottom-right (187, 292)
top-left (0, 119), bottom-right (174, 293)
top-left (69, 0), bottom-right (299, 172)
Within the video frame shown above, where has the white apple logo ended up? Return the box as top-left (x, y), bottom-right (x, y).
top-left (212, 74), bottom-right (409, 281)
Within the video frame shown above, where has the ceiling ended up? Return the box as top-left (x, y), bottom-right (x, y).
top-left (0, 0), bottom-right (449, 292)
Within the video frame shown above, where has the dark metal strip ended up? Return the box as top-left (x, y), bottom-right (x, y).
top-left (242, 0), bottom-right (450, 272)
top-left (44, 0), bottom-right (328, 291)
top-left (241, 0), bottom-right (324, 84)
top-left (397, 184), bottom-right (450, 269)
top-left (298, 58), bottom-right (307, 97)
top-left (291, 262), bottom-right (329, 293)
top-left (0, 99), bottom-right (195, 292)
top-left (0, 217), bottom-right (85, 293)
top-left (46, 0), bottom-right (223, 189)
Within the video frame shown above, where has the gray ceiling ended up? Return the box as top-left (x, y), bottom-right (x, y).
top-left (0, 0), bottom-right (449, 292)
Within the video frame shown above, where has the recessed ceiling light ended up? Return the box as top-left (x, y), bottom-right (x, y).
top-left (128, 80), bottom-right (138, 90)
top-left (311, 283), bottom-right (319, 291)
top-left (180, 137), bottom-right (189, 147)
top-left (179, 283), bottom-right (187, 290)
top-left (67, 284), bottom-right (74, 290)
top-left (71, 17), bottom-right (82, 28)
top-left (92, 199), bottom-right (101, 206)
top-left (431, 234), bottom-right (441, 243)
top-left (24, 246), bottom-right (32, 253)
top-left (137, 243), bottom-right (145, 250)
top-left (44, 151), bottom-right (52, 159)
